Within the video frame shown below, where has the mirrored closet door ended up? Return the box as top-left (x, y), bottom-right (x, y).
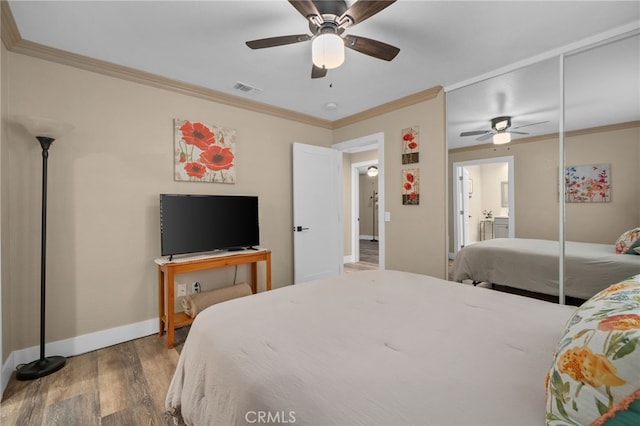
top-left (447, 30), bottom-right (639, 304)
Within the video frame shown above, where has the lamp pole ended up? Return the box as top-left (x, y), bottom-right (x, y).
top-left (16, 120), bottom-right (70, 380)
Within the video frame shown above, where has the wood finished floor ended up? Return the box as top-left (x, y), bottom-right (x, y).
top-left (344, 239), bottom-right (379, 272)
top-left (2, 244), bottom-right (380, 425)
top-left (1, 327), bottom-right (190, 426)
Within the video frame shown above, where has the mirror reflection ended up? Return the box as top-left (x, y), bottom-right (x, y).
top-left (562, 33), bottom-right (640, 299)
top-left (447, 32), bottom-right (640, 305)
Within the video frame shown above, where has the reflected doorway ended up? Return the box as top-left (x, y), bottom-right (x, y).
top-left (452, 156), bottom-right (514, 255)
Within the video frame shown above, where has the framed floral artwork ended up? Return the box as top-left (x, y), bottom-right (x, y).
top-left (174, 119), bottom-right (236, 183)
top-left (564, 163), bottom-right (610, 203)
top-left (402, 168), bottom-right (419, 205)
top-left (401, 126), bottom-right (419, 165)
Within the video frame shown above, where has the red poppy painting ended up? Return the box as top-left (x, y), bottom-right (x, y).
top-left (402, 168), bottom-right (419, 205)
top-left (174, 119), bottom-right (237, 183)
top-left (401, 126), bottom-right (420, 165)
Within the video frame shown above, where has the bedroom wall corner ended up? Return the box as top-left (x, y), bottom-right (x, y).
top-left (4, 50), bottom-right (333, 354)
top-left (333, 88), bottom-right (447, 279)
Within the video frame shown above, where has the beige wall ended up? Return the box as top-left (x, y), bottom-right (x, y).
top-left (334, 90), bottom-right (447, 278)
top-left (2, 52), bottom-right (333, 356)
top-left (448, 124), bottom-right (640, 249)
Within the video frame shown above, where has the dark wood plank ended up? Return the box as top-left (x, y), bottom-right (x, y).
top-left (133, 335), bottom-right (180, 415)
top-left (42, 392), bottom-right (100, 425)
top-left (3, 371), bottom-right (49, 426)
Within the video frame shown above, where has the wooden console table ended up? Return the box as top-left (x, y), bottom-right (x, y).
top-left (155, 249), bottom-right (271, 348)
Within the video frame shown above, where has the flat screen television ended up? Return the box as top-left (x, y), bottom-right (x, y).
top-left (160, 194), bottom-right (259, 257)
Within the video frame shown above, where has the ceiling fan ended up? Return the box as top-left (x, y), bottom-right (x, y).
top-left (245, 0), bottom-right (400, 79)
top-left (460, 116), bottom-right (549, 144)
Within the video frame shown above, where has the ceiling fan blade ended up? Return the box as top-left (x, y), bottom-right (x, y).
top-left (311, 64), bottom-right (327, 79)
top-left (460, 130), bottom-right (489, 137)
top-left (509, 131), bottom-right (529, 135)
top-left (344, 35), bottom-right (400, 61)
top-left (476, 133), bottom-right (495, 142)
top-left (340, 0), bottom-right (396, 26)
top-left (246, 34), bottom-right (311, 49)
top-left (289, 0), bottom-right (321, 20)
top-left (510, 120), bottom-right (550, 130)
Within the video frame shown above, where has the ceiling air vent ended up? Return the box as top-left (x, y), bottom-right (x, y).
top-left (233, 82), bottom-right (262, 94)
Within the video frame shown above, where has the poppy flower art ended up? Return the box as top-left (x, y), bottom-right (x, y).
top-left (174, 119), bottom-right (237, 183)
top-left (401, 126), bottom-right (420, 165)
top-left (402, 168), bottom-right (419, 205)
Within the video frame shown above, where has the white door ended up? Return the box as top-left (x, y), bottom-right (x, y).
top-left (454, 167), bottom-right (471, 253)
top-left (293, 143), bottom-right (343, 284)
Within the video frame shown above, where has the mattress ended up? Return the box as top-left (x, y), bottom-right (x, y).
top-left (452, 238), bottom-right (640, 300)
top-left (166, 269), bottom-right (575, 425)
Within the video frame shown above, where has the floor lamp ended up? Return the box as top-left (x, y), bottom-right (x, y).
top-left (16, 116), bottom-right (74, 381)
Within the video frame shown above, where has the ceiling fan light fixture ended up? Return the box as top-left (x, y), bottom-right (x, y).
top-left (367, 166), bottom-right (378, 177)
top-left (494, 119), bottom-right (509, 131)
top-left (493, 132), bottom-right (511, 145)
top-left (312, 33), bottom-right (344, 69)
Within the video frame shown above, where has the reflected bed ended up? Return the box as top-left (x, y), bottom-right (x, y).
top-left (166, 269), bottom-right (575, 425)
top-left (452, 238), bottom-right (640, 300)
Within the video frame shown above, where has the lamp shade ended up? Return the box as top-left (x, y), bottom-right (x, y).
top-left (493, 132), bottom-right (511, 145)
top-left (16, 115), bottom-right (74, 140)
top-left (312, 33), bottom-right (345, 69)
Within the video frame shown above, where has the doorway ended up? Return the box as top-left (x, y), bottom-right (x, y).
top-left (345, 160), bottom-right (379, 272)
top-left (452, 156), bottom-right (514, 256)
top-left (332, 132), bottom-right (385, 271)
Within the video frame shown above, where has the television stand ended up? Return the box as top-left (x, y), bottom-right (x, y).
top-left (155, 248), bottom-right (271, 348)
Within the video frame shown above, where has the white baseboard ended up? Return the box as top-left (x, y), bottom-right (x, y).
top-left (343, 254), bottom-right (355, 263)
top-left (1, 318), bottom-right (157, 396)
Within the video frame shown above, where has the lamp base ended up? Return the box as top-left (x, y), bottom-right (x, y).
top-left (16, 356), bottom-right (66, 381)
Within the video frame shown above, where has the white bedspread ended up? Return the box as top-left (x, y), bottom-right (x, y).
top-left (452, 238), bottom-right (640, 300)
top-left (166, 269), bottom-right (575, 425)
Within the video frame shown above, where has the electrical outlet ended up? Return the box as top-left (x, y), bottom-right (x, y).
top-left (177, 283), bottom-right (187, 297)
top-left (192, 282), bottom-right (201, 294)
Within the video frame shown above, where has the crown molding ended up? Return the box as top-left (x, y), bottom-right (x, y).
top-left (6, 40), bottom-right (335, 129)
top-left (0, 1), bottom-right (443, 131)
top-left (1, 1), bottom-right (20, 49)
top-left (448, 120), bottom-right (640, 154)
top-left (332, 86), bottom-right (443, 129)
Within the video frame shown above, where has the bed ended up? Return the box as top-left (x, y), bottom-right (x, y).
top-left (165, 269), bottom-right (577, 425)
top-left (452, 238), bottom-right (640, 300)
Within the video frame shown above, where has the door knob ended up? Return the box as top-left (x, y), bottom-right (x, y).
top-left (294, 226), bottom-right (310, 232)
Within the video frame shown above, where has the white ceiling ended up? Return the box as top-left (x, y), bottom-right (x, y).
top-left (6, 1), bottom-right (640, 148)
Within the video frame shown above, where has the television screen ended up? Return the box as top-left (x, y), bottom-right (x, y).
top-left (160, 194), bottom-right (259, 256)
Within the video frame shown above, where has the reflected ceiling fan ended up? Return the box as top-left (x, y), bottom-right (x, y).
top-left (245, 0), bottom-right (400, 79)
top-left (460, 116), bottom-right (549, 144)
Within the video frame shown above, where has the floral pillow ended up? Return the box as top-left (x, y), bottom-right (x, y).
top-left (614, 227), bottom-right (640, 254)
top-left (546, 274), bottom-right (640, 425)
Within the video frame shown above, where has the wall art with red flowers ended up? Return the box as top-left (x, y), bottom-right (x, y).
top-left (174, 119), bottom-right (236, 183)
top-left (401, 126), bottom-right (419, 165)
top-left (402, 168), bottom-right (419, 205)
